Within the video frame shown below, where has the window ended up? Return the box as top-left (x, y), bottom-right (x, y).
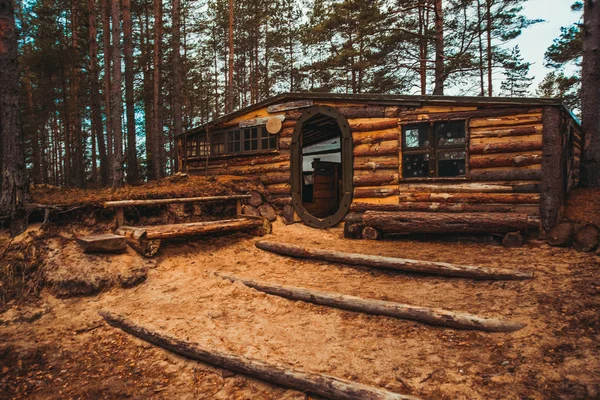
top-left (186, 125), bottom-right (277, 158)
top-left (402, 120), bottom-right (466, 178)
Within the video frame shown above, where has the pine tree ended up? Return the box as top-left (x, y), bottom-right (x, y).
top-left (500, 45), bottom-right (533, 97)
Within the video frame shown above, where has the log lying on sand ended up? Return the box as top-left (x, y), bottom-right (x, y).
top-left (104, 195), bottom-right (251, 208)
top-left (115, 227), bottom-right (161, 257)
top-left (99, 311), bottom-right (420, 400)
top-left (218, 275), bottom-right (526, 332)
top-left (255, 241), bottom-right (534, 280)
top-left (76, 234), bottom-right (127, 253)
top-left (573, 224), bottom-right (600, 252)
top-left (546, 222), bottom-right (574, 247)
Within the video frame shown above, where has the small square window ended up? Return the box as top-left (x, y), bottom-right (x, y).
top-left (403, 153), bottom-right (430, 177)
top-left (403, 123), bottom-right (429, 149)
top-left (435, 120), bottom-right (465, 147)
top-left (437, 150), bottom-right (466, 177)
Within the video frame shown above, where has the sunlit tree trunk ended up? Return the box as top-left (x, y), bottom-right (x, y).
top-left (123, 0), bottom-right (139, 183)
top-left (110, 0), bottom-right (124, 187)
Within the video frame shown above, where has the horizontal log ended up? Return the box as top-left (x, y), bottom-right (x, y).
top-left (100, 311), bottom-right (419, 400)
top-left (354, 186), bottom-right (399, 198)
top-left (354, 140), bottom-right (398, 157)
top-left (338, 106), bottom-right (386, 119)
top-left (469, 124), bottom-right (543, 139)
top-left (141, 218), bottom-right (264, 240)
top-left (351, 201), bottom-right (539, 215)
top-left (470, 114), bottom-right (542, 128)
top-left (228, 161), bottom-right (290, 175)
top-left (281, 120), bottom-right (297, 129)
top-left (354, 156), bottom-right (399, 171)
top-left (104, 195), bottom-right (251, 208)
top-left (469, 152), bottom-right (543, 169)
top-left (398, 182), bottom-right (540, 193)
top-left (348, 118), bottom-right (399, 132)
top-left (76, 234), bottom-right (127, 253)
top-left (469, 140), bottom-right (543, 155)
top-left (279, 137), bottom-right (291, 150)
top-left (470, 169), bottom-right (542, 181)
top-left (226, 153), bottom-right (291, 167)
top-left (279, 128), bottom-right (294, 138)
top-left (353, 172), bottom-right (399, 187)
top-left (255, 241), bottom-right (534, 280)
top-left (261, 173), bottom-right (290, 185)
top-left (353, 128), bottom-right (400, 145)
top-left (384, 106), bottom-right (411, 118)
top-left (114, 226), bottom-right (161, 257)
top-left (265, 183), bottom-right (291, 196)
top-left (219, 274), bottom-right (526, 332)
top-left (271, 196), bottom-right (292, 206)
top-left (397, 192), bottom-right (540, 204)
top-left (239, 114), bottom-right (285, 128)
top-left (267, 100), bottom-right (313, 113)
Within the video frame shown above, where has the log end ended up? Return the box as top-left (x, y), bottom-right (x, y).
top-left (573, 224), bottom-right (600, 252)
top-left (546, 222), bottom-right (575, 247)
top-left (502, 232), bottom-right (524, 248)
top-left (361, 226), bottom-right (382, 240)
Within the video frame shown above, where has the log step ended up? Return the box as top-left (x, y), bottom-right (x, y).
top-left (218, 274), bottom-right (526, 332)
top-left (76, 234), bottom-right (127, 253)
top-left (99, 311), bottom-right (421, 400)
top-left (255, 241), bottom-right (534, 280)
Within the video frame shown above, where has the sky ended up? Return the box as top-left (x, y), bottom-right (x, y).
top-left (510, 0), bottom-right (581, 91)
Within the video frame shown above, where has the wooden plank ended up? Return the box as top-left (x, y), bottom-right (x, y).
top-left (104, 195), bottom-right (251, 208)
top-left (76, 234), bottom-right (127, 253)
top-left (239, 114), bottom-right (285, 128)
top-left (267, 100), bottom-right (314, 113)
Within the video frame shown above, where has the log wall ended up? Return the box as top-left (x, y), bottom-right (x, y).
top-left (180, 100), bottom-right (579, 232)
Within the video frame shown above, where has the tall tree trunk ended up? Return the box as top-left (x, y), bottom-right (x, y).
top-left (139, 5), bottom-right (154, 181)
top-left (476, 0), bottom-right (485, 96)
top-left (227, 0), bottom-right (234, 113)
top-left (71, 0), bottom-right (85, 187)
top-left (581, 0), bottom-right (600, 188)
top-left (110, 0), bottom-right (124, 187)
top-left (432, 0), bottom-right (444, 95)
top-left (88, 0), bottom-right (108, 185)
top-left (172, 0), bottom-right (183, 171)
top-left (122, 0), bottom-right (139, 183)
top-left (101, 0), bottom-right (113, 183)
top-left (486, 0), bottom-right (493, 97)
top-left (151, 0), bottom-right (163, 179)
top-left (0, 0), bottom-right (27, 234)
top-left (418, 1), bottom-right (427, 95)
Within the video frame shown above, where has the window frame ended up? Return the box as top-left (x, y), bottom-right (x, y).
top-left (399, 118), bottom-right (470, 181)
top-left (185, 125), bottom-right (279, 159)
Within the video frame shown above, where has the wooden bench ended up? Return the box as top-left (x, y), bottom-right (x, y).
top-left (104, 195), bottom-right (271, 257)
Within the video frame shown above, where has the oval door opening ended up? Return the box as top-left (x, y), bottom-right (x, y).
top-left (291, 106), bottom-right (353, 229)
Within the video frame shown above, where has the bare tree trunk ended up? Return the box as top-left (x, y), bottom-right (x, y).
top-left (581, 0), bottom-right (600, 188)
top-left (122, 0), bottom-right (139, 183)
top-left (486, 0), bottom-right (493, 97)
top-left (88, 0), bottom-right (108, 185)
top-left (151, 0), bottom-right (163, 179)
top-left (0, 0), bottom-right (27, 234)
top-left (432, 0), bottom-right (444, 95)
top-left (418, 1), bottom-right (427, 95)
top-left (476, 0), bottom-right (485, 96)
top-left (71, 0), bottom-right (85, 187)
top-left (110, 0), bottom-right (124, 187)
top-left (139, 6), bottom-right (154, 181)
top-left (101, 0), bottom-right (113, 183)
top-left (227, 0), bottom-right (234, 113)
top-left (172, 0), bottom-right (183, 168)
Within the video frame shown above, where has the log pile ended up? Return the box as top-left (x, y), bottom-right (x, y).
top-left (255, 241), bottom-right (534, 280)
top-left (100, 311), bottom-right (420, 400)
top-left (546, 221), bottom-right (599, 252)
top-left (218, 274), bottom-right (526, 332)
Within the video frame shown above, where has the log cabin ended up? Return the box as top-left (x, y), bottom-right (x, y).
top-left (177, 93), bottom-right (582, 238)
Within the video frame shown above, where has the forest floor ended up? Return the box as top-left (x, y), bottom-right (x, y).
top-left (0, 186), bottom-right (599, 400)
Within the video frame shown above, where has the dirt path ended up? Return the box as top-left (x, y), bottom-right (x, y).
top-left (1, 221), bottom-right (599, 399)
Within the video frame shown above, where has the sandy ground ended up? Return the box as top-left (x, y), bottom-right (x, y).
top-left (1, 218), bottom-right (599, 400)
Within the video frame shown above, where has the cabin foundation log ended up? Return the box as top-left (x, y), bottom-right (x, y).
top-left (218, 275), bottom-right (526, 332)
top-left (359, 211), bottom-right (534, 234)
top-left (99, 311), bottom-right (420, 400)
top-left (255, 241), bottom-right (534, 280)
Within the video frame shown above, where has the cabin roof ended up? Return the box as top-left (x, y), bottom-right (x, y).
top-left (180, 92), bottom-right (579, 138)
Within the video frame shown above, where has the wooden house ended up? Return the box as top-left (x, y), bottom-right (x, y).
top-left (177, 93), bottom-right (582, 238)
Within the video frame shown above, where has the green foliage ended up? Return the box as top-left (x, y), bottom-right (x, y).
top-left (500, 45), bottom-right (533, 97)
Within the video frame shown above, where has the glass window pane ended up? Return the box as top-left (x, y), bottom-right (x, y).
top-left (437, 151), bottom-right (466, 177)
top-left (435, 120), bottom-right (465, 147)
top-left (403, 153), bottom-right (430, 177)
top-left (403, 123), bottom-right (429, 149)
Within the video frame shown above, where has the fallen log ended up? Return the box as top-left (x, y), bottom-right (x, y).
top-left (76, 234), bottom-right (127, 253)
top-left (502, 232), bottom-right (523, 248)
top-left (362, 226), bottom-right (382, 240)
top-left (115, 227), bottom-right (161, 257)
top-left (255, 241), bottom-right (534, 280)
top-left (218, 275), bottom-right (526, 332)
top-left (361, 211), bottom-right (533, 234)
top-left (99, 311), bottom-right (420, 400)
top-left (573, 224), bottom-right (600, 252)
top-left (142, 218), bottom-right (264, 240)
